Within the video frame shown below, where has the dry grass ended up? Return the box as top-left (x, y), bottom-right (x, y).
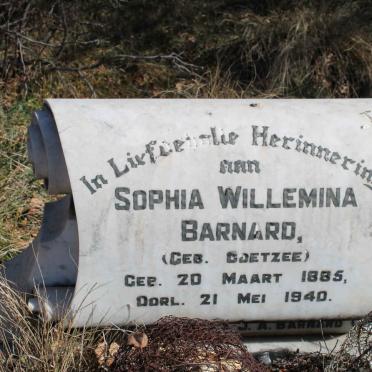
top-left (0, 0), bottom-right (371, 100)
top-left (212, 1), bottom-right (372, 97)
top-left (0, 101), bottom-right (48, 261)
top-left (326, 313), bottom-right (371, 371)
top-left (0, 277), bottom-right (101, 371)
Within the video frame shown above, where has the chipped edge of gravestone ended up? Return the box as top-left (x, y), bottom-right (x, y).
top-left (245, 334), bottom-right (347, 365)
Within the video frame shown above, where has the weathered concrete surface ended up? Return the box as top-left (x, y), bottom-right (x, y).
top-left (245, 334), bottom-right (347, 354)
top-left (27, 109), bottom-right (70, 194)
top-left (4, 195), bottom-right (78, 294)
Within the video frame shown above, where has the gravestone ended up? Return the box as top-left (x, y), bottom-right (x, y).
top-left (4, 99), bottom-right (372, 334)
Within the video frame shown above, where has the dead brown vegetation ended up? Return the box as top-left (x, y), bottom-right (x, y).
top-left (0, 0), bottom-right (371, 100)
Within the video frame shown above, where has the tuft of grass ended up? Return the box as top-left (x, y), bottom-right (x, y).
top-left (0, 277), bottom-right (100, 371)
top-left (208, 1), bottom-right (372, 97)
top-left (0, 100), bottom-right (47, 261)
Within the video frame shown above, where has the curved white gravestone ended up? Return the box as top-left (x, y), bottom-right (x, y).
top-left (4, 99), bottom-right (372, 334)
